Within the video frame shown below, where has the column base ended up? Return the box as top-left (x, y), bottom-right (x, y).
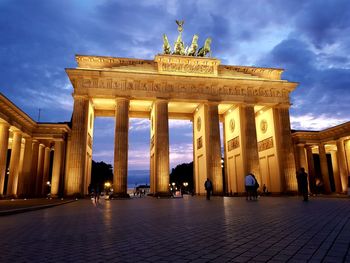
top-left (109, 193), bottom-right (130, 199)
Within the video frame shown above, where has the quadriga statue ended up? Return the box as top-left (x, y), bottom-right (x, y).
top-left (163, 34), bottom-right (171, 54)
top-left (185, 34), bottom-right (199, 56)
top-left (197, 37), bottom-right (212, 57)
top-left (173, 34), bottom-right (185, 55)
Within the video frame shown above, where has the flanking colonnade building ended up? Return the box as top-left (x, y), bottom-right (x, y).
top-left (0, 54), bottom-right (349, 197)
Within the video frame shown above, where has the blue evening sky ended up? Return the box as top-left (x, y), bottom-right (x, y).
top-left (1, 0), bottom-right (350, 170)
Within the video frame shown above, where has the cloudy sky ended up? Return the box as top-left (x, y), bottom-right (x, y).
top-left (1, 0), bottom-right (350, 170)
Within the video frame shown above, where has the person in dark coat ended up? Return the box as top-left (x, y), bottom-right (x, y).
top-left (204, 178), bottom-right (213, 200)
top-left (297, 167), bottom-right (309, 201)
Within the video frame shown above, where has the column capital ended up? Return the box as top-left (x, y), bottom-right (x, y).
top-left (0, 121), bottom-right (10, 128)
top-left (72, 94), bottom-right (89, 100)
top-left (273, 103), bottom-right (291, 109)
top-left (115, 96), bottom-right (130, 102)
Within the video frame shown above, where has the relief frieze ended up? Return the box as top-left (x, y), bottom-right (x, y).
top-left (73, 77), bottom-right (290, 99)
top-left (258, 137), bottom-right (274, 152)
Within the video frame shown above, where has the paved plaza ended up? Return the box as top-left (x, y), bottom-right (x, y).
top-left (0, 196), bottom-right (349, 263)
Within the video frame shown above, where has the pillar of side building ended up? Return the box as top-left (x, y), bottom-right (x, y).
top-left (152, 99), bottom-right (170, 197)
top-left (330, 149), bottom-right (342, 193)
top-left (30, 140), bottom-right (39, 196)
top-left (273, 105), bottom-right (297, 192)
top-left (113, 98), bottom-right (130, 198)
top-left (296, 144), bottom-right (307, 171)
top-left (206, 102), bottom-right (223, 195)
top-left (17, 137), bottom-right (33, 196)
top-left (41, 146), bottom-right (51, 196)
top-left (318, 143), bottom-right (331, 193)
top-left (51, 140), bottom-right (64, 197)
top-left (35, 144), bottom-right (45, 196)
top-left (66, 95), bottom-right (89, 196)
top-left (7, 130), bottom-right (22, 196)
top-left (240, 104), bottom-right (260, 181)
top-left (305, 145), bottom-right (316, 193)
top-left (336, 139), bottom-right (348, 193)
top-left (0, 122), bottom-right (10, 195)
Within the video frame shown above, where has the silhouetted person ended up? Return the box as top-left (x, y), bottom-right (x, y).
top-left (204, 178), bottom-right (213, 200)
top-left (245, 173), bottom-right (255, 200)
top-left (297, 168), bottom-right (308, 201)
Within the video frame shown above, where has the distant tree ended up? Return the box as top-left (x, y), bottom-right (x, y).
top-left (90, 160), bottom-right (113, 193)
top-left (169, 162), bottom-right (193, 192)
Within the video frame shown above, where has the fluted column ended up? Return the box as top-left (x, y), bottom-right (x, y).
top-left (305, 146), bottom-right (316, 193)
top-left (0, 122), bottom-right (10, 195)
top-left (154, 100), bottom-right (170, 196)
top-left (66, 95), bottom-right (89, 195)
top-left (206, 102), bottom-right (223, 194)
top-left (319, 143), bottom-right (331, 193)
top-left (296, 144), bottom-right (307, 171)
top-left (51, 140), bottom-right (64, 196)
top-left (240, 104), bottom-right (260, 178)
top-left (273, 106), bottom-right (297, 192)
top-left (17, 137), bottom-right (33, 196)
top-left (30, 140), bottom-right (39, 195)
top-left (7, 131), bottom-right (22, 196)
top-left (336, 139), bottom-right (348, 193)
top-left (42, 146), bottom-right (51, 196)
top-left (113, 98), bottom-right (129, 197)
top-left (35, 144), bottom-right (45, 196)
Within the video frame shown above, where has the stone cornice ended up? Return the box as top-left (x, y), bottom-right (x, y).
top-left (292, 121), bottom-right (350, 144)
top-left (221, 65), bottom-right (284, 80)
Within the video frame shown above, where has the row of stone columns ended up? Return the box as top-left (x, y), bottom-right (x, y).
top-left (295, 140), bottom-right (348, 194)
top-left (0, 122), bottom-right (64, 197)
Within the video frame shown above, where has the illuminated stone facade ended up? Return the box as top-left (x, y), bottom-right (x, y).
top-left (1, 54), bottom-right (349, 197)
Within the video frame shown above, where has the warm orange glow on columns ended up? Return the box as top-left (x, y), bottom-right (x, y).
top-left (51, 140), bottom-right (64, 196)
top-left (154, 99), bottom-right (170, 196)
top-left (296, 144), bottom-right (307, 171)
top-left (273, 106), bottom-right (297, 192)
top-left (206, 102), bottom-right (223, 194)
top-left (35, 144), bottom-right (45, 195)
top-left (41, 147), bottom-right (51, 196)
top-left (66, 96), bottom-right (89, 196)
top-left (240, 105), bottom-right (260, 180)
top-left (336, 139), bottom-right (348, 193)
top-left (30, 141), bottom-right (39, 195)
top-left (319, 143), bottom-right (331, 193)
top-left (305, 146), bottom-right (316, 193)
top-left (7, 130), bottom-right (22, 196)
top-left (17, 137), bottom-right (33, 196)
top-left (0, 122), bottom-right (10, 195)
top-left (113, 97), bottom-right (129, 196)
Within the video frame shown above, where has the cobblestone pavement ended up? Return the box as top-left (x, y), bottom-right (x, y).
top-left (0, 196), bottom-right (349, 263)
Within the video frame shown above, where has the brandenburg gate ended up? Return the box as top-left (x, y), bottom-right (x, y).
top-left (65, 48), bottom-right (298, 196)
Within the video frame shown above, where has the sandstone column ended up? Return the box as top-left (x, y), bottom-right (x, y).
top-left (319, 143), bottom-right (331, 193)
top-left (240, 104), bottom-right (260, 179)
top-left (330, 150), bottom-right (342, 193)
top-left (7, 131), bottom-right (22, 196)
top-left (42, 146), bottom-right (51, 196)
top-left (273, 105), bottom-right (297, 192)
top-left (336, 139), bottom-right (348, 193)
top-left (206, 102), bottom-right (223, 194)
top-left (154, 99), bottom-right (170, 196)
top-left (35, 144), bottom-right (45, 196)
top-left (305, 146), bottom-right (316, 193)
top-left (51, 140), bottom-right (64, 196)
top-left (30, 140), bottom-right (39, 195)
top-left (17, 137), bottom-right (33, 196)
top-left (296, 144), bottom-right (307, 171)
top-left (0, 122), bottom-right (10, 195)
top-left (113, 97), bottom-right (130, 197)
top-left (66, 95), bottom-right (89, 196)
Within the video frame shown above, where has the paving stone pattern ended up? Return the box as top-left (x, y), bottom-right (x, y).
top-left (0, 196), bottom-right (349, 262)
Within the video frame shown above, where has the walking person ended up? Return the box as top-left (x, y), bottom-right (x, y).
top-left (297, 167), bottom-right (309, 201)
top-left (251, 174), bottom-right (259, 200)
top-left (204, 178), bottom-right (213, 200)
top-left (245, 173), bottom-right (255, 200)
